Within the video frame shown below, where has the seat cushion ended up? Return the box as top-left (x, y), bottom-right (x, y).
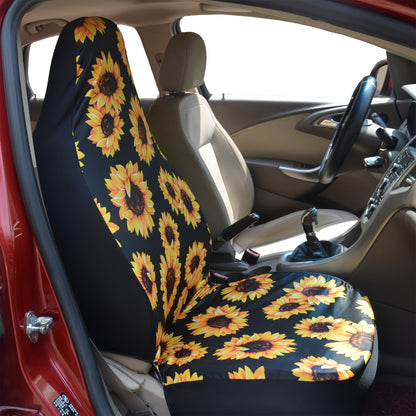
top-left (158, 271), bottom-right (377, 415)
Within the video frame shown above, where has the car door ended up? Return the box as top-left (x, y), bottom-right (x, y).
top-left (180, 15), bottom-right (403, 222)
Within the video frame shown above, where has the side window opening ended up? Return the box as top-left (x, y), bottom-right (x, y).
top-left (179, 15), bottom-right (387, 102)
top-left (27, 24), bottom-right (158, 99)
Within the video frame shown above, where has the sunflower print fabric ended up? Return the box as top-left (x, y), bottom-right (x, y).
top-left (65, 17), bottom-right (375, 389)
top-left (70, 16), bottom-right (213, 325)
top-left (158, 271), bottom-right (375, 385)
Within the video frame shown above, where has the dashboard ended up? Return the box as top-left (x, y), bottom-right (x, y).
top-left (364, 137), bottom-right (416, 221)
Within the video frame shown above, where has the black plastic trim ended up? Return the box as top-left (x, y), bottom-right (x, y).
top-left (1, 1), bottom-right (114, 414)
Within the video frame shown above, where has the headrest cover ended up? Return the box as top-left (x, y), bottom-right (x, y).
top-left (158, 32), bottom-right (206, 92)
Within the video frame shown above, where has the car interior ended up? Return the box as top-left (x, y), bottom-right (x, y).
top-left (2, 0), bottom-right (415, 415)
top-left (148, 30), bottom-right (359, 261)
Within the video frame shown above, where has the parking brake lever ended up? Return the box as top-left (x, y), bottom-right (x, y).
top-left (210, 213), bottom-right (260, 272)
top-left (221, 213), bottom-right (260, 241)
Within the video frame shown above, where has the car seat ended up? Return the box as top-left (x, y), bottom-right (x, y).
top-left (149, 32), bottom-right (358, 258)
top-left (33, 17), bottom-right (377, 415)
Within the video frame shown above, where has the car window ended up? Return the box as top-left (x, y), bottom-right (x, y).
top-left (180, 15), bottom-right (387, 102)
top-left (28, 25), bottom-right (158, 98)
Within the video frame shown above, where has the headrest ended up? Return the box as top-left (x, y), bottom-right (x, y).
top-left (158, 32), bottom-right (206, 93)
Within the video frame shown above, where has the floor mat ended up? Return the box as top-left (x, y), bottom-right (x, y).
top-left (363, 382), bottom-right (416, 415)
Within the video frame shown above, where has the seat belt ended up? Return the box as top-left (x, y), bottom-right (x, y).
top-left (91, 342), bottom-right (155, 416)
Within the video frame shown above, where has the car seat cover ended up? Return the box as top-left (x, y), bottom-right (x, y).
top-left (34, 17), bottom-right (377, 415)
top-left (158, 271), bottom-right (375, 385)
top-left (71, 18), bottom-right (213, 329)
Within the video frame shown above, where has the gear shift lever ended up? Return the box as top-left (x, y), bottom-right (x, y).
top-left (289, 207), bottom-right (344, 262)
top-left (302, 207), bottom-right (319, 244)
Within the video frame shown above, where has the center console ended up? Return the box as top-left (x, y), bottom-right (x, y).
top-left (364, 138), bottom-right (416, 221)
top-left (276, 137), bottom-right (416, 276)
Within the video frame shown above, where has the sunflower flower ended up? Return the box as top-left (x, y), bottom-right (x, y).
top-left (214, 332), bottom-right (296, 360)
top-left (176, 176), bottom-right (201, 228)
top-left (228, 365), bottom-right (265, 380)
top-left (292, 356), bottom-right (354, 382)
top-left (263, 296), bottom-right (315, 320)
top-left (159, 212), bottom-right (180, 255)
top-left (74, 140), bottom-right (85, 167)
top-left (294, 316), bottom-right (350, 340)
top-left (86, 105), bottom-right (124, 157)
top-left (356, 297), bottom-right (375, 319)
top-left (86, 51), bottom-right (125, 112)
top-left (187, 305), bottom-right (249, 338)
top-left (116, 27), bottom-right (130, 74)
top-left (75, 55), bottom-right (83, 84)
top-left (129, 95), bottom-right (155, 165)
top-left (93, 198), bottom-right (119, 234)
top-left (131, 252), bottom-right (157, 310)
top-left (284, 275), bottom-right (346, 305)
top-left (325, 320), bottom-right (375, 363)
top-left (172, 287), bottom-right (190, 323)
top-left (105, 162), bottom-right (155, 238)
top-left (155, 323), bottom-right (183, 365)
top-left (165, 369), bottom-right (203, 385)
top-left (221, 274), bottom-right (274, 303)
top-left (165, 341), bottom-right (207, 367)
top-left (74, 17), bottom-right (106, 43)
top-left (159, 167), bottom-right (180, 214)
top-left (160, 249), bottom-right (182, 319)
top-left (185, 242), bottom-right (207, 282)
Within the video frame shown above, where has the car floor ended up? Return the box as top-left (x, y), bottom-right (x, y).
top-left (362, 381), bottom-right (416, 415)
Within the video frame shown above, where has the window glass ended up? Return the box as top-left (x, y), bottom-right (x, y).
top-left (28, 25), bottom-right (158, 98)
top-left (180, 15), bottom-right (386, 101)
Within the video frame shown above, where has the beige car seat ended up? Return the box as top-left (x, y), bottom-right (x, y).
top-left (149, 32), bottom-right (357, 258)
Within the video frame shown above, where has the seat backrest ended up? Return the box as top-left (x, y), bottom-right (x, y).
top-left (34, 17), bottom-right (213, 361)
top-left (149, 32), bottom-right (255, 238)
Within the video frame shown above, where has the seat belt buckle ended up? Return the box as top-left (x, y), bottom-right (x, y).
top-left (241, 248), bottom-right (260, 265)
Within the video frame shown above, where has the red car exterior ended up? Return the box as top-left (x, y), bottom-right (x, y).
top-left (0, 0), bottom-right (414, 414)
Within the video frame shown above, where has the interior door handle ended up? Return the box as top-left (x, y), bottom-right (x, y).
top-left (317, 117), bottom-right (339, 127)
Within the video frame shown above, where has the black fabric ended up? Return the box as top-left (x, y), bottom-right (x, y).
top-left (165, 379), bottom-right (364, 416)
top-left (290, 240), bottom-right (344, 262)
top-left (33, 17), bottom-right (378, 415)
top-left (34, 21), bottom-right (157, 359)
top-left (163, 332), bottom-right (379, 416)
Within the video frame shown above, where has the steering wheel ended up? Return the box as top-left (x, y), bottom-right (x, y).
top-left (318, 76), bottom-right (376, 184)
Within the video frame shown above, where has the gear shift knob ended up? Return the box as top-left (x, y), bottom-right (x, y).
top-left (289, 207), bottom-right (344, 262)
top-left (301, 207), bottom-right (318, 241)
